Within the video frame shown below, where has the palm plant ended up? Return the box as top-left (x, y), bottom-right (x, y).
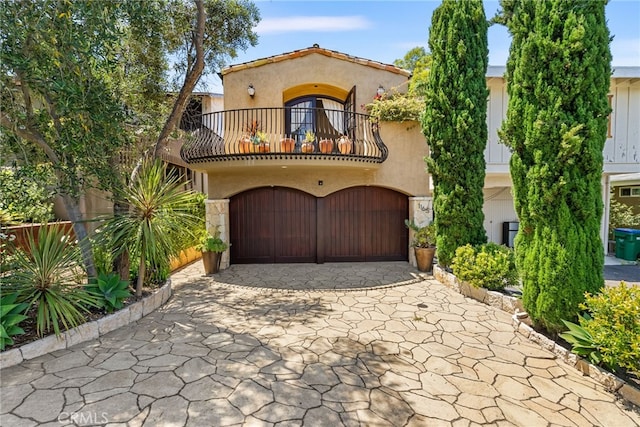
top-left (103, 159), bottom-right (202, 297)
top-left (9, 224), bottom-right (98, 337)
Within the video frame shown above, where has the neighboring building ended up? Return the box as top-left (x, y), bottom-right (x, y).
top-left (181, 46), bottom-right (639, 269)
top-left (485, 66), bottom-right (640, 251)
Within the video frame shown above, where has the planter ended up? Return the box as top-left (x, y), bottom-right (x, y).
top-left (414, 247), bottom-right (436, 272)
top-left (258, 142), bottom-right (270, 153)
top-left (202, 251), bottom-right (222, 274)
top-left (239, 138), bottom-right (252, 153)
top-left (301, 142), bottom-right (315, 153)
top-left (337, 136), bottom-right (353, 154)
top-left (319, 139), bottom-right (334, 153)
top-left (280, 137), bottom-right (295, 153)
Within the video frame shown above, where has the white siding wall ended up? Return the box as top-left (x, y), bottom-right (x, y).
top-left (485, 79), bottom-right (511, 170)
top-left (604, 82), bottom-right (640, 172)
top-left (483, 187), bottom-right (517, 244)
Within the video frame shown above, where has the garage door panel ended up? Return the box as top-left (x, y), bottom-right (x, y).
top-left (274, 189), bottom-right (316, 262)
top-left (324, 187), bottom-right (366, 262)
top-left (230, 188), bottom-right (276, 263)
top-left (365, 190), bottom-right (408, 260)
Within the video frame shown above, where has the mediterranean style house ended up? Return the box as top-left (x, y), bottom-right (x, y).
top-left (174, 46), bottom-right (638, 269)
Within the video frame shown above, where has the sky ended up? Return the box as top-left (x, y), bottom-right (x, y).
top-left (203, 0), bottom-right (640, 92)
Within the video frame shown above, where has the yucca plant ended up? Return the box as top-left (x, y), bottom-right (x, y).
top-left (10, 224), bottom-right (98, 337)
top-left (102, 159), bottom-right (202, 297)
top-left (0, 293), bottom-right (29, 350)
top-left (85, 273), bottom-right (131, 313)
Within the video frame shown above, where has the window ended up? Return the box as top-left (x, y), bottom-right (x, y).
top-left (285, 96), bottom-right (346, 141)
top-left (619, 186), bottom-right (640, 197)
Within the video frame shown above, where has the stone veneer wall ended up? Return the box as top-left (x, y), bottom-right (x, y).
top-left (408, 197), bottom-right (433, 268)
top-left (205, 199), bottom-right (230, 269)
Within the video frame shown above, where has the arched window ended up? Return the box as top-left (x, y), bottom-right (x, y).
top-left (284, 86), bottom-right (356, 144)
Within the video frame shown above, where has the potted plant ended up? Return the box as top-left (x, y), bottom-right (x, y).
top-left (197, 231), bottom-right (228, 274)
top-left (252, 130), bottom-right (270, 153)
top-left (337, 135), bottom-right (353, 154)
top-left (405, 219), bottom-right (436, 272)
top-left (301, 130), bottom-right (315, 153)
top-left (240, 120), bottom-right (260, 153)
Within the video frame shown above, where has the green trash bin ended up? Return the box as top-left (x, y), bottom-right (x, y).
top-left (614, 228), bottom-right (640, 261)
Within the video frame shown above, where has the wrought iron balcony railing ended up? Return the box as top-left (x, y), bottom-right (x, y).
top-left (180, 107), bottom-right (388, 164)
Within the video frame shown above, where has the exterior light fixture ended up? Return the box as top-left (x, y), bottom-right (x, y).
top-left (247, 84), bottom-right (255, 97)
top-left (376, 85), bottom-right (385, 97)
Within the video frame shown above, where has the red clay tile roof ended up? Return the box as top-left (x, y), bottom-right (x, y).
top-left (221, 44), bottom-right (411, 77)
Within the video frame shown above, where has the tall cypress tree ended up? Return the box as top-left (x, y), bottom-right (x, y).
top-left (499, 0), bottom-right (611, 332)
top-left (423, 0), bottom-right (488, 266)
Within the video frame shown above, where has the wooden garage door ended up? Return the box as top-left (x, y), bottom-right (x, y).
top-left (324, 187), bottom-right (408, 262)
top-left (230, 186), bottom-right (407, 264)
top-left (230, 187), bottom-right (316, 264)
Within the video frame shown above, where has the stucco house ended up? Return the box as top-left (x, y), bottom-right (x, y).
top-left (180, 45), bottom-right (431, 269)
top-left (179, 46), bottom-right (639, 269)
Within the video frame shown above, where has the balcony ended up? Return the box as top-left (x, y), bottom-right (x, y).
top-left (180, 107), bottom-right (388, 165)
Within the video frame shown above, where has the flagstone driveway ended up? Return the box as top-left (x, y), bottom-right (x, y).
top-left (1, 262), bottom-right (638, 426)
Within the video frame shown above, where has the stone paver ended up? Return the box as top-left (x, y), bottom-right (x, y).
top-left (1, 261), bottom-right (638, 426)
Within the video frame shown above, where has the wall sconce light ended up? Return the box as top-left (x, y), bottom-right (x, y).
top-left (247, 84), bottom-right (255, 97)
top-left (376, 85), bottom-right (385, 97)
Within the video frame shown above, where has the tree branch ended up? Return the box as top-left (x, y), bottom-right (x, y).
top-left (153, 0), bottom-right (206, 157)
top-left (0, 112), bottom-right (62, 166)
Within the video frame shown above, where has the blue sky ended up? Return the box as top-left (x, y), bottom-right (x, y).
top-left (204, 0), bottom-right (640, 92)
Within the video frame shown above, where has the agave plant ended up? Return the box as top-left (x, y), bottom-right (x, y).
top-left (10, 224), bottom-right (98, 337)
top-left (85, 273), bottom-right (131, 313)
top-left (560, 317), bottom-right (602, 366)
top-left (102, 159), bottom-right (202, 297)
top-left (0, 293), bottom-right (29, 350)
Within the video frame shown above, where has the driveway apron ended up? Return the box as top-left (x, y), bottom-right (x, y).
top-left (1, 262), bottom-right (638, 426)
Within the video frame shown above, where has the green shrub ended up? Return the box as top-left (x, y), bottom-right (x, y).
top-left (560, 317), bottom-right (602, 366)
top-left (0, 293), bottom-right (29, 350)
top-left (85, 273), bottom-right (131, 313)
top-left (451, 243), bottom-right (519, 291)
top-left (10, 224), bottom-right (98, 337)
top-left (0, 166), bottom-right (54, 224)
top-left (405, 220), bottom-right (436, 248)
top-left (365, 92), bottom-right (424, 122)
top-left (565, 284), bottom-right (640, 374)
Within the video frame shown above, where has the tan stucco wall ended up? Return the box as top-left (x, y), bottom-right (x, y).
top-left (223, 52), bottom-right (409, 111)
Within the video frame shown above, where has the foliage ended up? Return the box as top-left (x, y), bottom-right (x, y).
top-left (0, 292), bottom-right (29, 350)
top-left (498, 0), bottom-right (611, 332)
top-left (304, 130), bottom-right (316, 143)
top-left (393, 46), bottom-right (432, 96)
top-left (560, 317), bottom-right (603, 366)
top-left (0, 166), bottom-right (54, 224)
top-left (405, 220), bottom-right (436, 248)
top-left (85, 273), bottom-right (131, 313)
top-left (197, 230), bottom-right (228, 253)
top-left (423, 0), bottom-right (489, 267)
top-left (8, 224), bottom-right (98, 337)
top-left (609, 198), bottom-right (640, 238)
top-left (0, 228), bottom-right (19, 273)
top-left (451, 243), bottom-right (519, 291)
top-left (101, 159), bottom-right (202, 297)
top-left (366, 92), bottom-right (424, 122)
top-left (579, 284), bottom-right (639, 373)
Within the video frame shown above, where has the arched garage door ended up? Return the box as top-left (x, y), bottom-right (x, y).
top-left (230, 186), bottom-right (408, 264)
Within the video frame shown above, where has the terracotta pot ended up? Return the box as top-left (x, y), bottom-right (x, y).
top-left (319, 139), bottom-right (334, 153)
top-left (239, 138), bottom-right (251, 154)
top-left (414, 247), bottom-right (436, 272)
top-left (202, 251), bottom-right (222, 274)
top-left (280, 138), bottom-right (295, 153)
top-left (301, 142), bottom-right (315, 153)
top-left (258, 142), bottom-right (270, 153)
top-left (337, 137), bottom-right (353, 154)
